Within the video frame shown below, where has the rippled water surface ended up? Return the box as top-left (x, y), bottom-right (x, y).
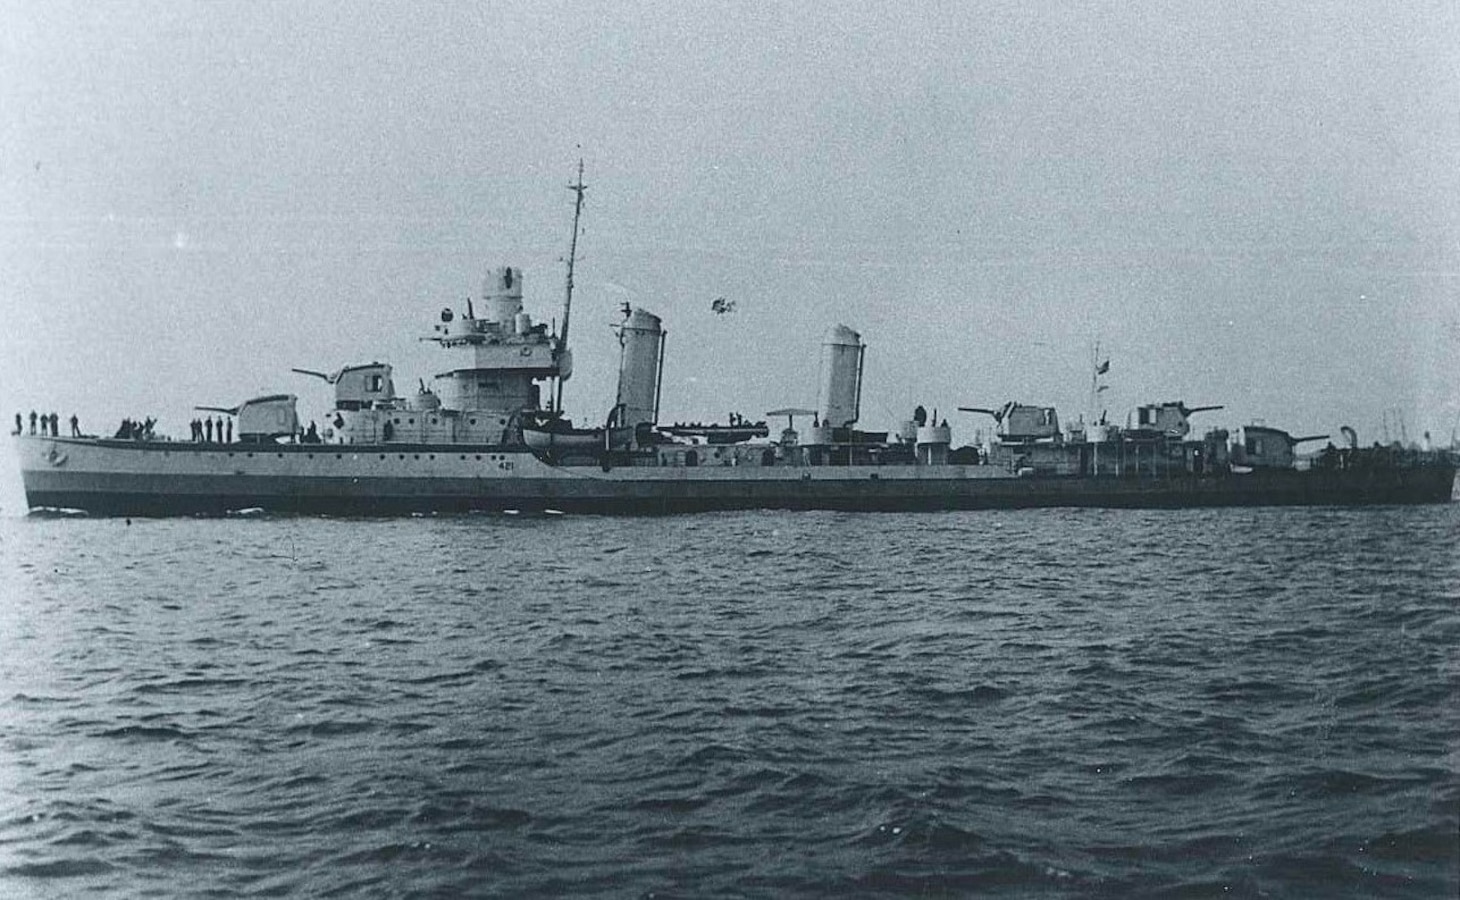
top-left (1, 506), bottom-right (1457, 897)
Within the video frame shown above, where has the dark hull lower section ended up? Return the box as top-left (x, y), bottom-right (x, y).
top-left (23, 467), bottom-right (1457, 516)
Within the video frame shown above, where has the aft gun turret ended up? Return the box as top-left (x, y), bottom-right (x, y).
top-left (958, 403), bottom-right (1059, 442)
top-left (1133, 401), bottom-right (1224, 438)
top-left (1231, 425), bottom-right (1329, 469)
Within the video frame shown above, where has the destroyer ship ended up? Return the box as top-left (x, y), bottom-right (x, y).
top-left (13, 176), bottom-right (1456, 516)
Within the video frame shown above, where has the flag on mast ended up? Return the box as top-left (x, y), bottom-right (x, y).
top-left (1096, 359), bottom-right (1110, 375)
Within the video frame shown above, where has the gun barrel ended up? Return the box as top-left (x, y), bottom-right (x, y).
top-left (291, 368), bottom-right (332, 382)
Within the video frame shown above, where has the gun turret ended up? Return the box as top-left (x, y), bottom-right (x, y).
top-left (960, 403), bottom-right (1058, 441)
top-left (1135, 401), bottom-right (1223, 437)
top-left (1232, 425), bottom-right (1328, 469)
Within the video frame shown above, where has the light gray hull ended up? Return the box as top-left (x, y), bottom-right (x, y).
top-left (16, 436), bottom-right (1457, 515)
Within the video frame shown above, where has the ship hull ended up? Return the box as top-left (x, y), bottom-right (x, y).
top-left (17, 437), bottom-right (1457, 516)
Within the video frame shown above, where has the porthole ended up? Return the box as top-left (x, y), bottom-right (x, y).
top-left (408, 418), bottom-right (415, 425)
top-left (414, 454), bottom-right (421, 460)
top-left (475, 454), bottom-right (482, 461)
top-left (428, 454), bottom-right (435, 460)
top-left (398, 454), bottom-right (405, 460)
top-left (379, 454), bottom-right (386, 460)
top-left (469, 418), bottom-right (477, 425)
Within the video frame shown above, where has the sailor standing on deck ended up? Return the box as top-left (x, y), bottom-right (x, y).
top-left (12, 413), bottom-right (21, 435)
top-left (70, 414), bottom-right (79, 437)
top-left (29, 410), bottom-right (37, 435)
top-left (205, 418), bottom-right (213, 442)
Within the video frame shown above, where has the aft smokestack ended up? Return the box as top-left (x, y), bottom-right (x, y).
top-left (817, 324), bottom-right (863, 429)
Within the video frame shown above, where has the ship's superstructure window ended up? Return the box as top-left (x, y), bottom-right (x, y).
top-left (368, 375), bottom-right (384, 392)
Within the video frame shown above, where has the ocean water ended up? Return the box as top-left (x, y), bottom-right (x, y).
top-left (0, 506), bottom-right (1456, 898)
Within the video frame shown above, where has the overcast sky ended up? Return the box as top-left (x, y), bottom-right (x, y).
top-left (2, 2), bottom-right (1457, 497)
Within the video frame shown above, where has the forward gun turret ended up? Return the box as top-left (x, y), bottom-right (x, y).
top-left (294, 363), bottom-right (395, 411)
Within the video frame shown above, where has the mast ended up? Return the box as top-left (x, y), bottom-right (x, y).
top-left (1088, 341), bottom-right (1106, 425)
top-left (555, 159), bottom-right (587, 412)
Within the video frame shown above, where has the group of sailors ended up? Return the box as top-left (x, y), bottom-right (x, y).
top-left (14, 411), bottom-right (79, 438)
top-left (13, 411), bottom-right (325, 446)
top-left (190, 416), bottom-right (232, 443)
top-left (114, 417), bottom-right (157, 440)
